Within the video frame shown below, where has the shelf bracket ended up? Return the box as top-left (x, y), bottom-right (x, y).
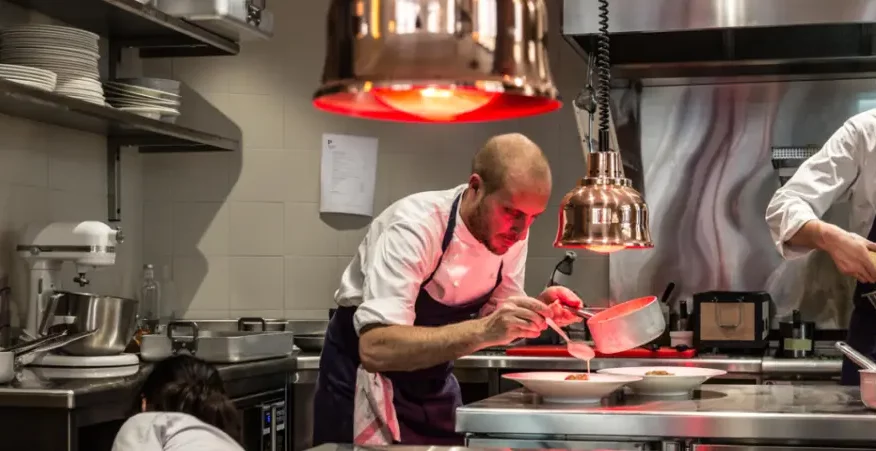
top-left (107, 140), bottom-right (122, 223)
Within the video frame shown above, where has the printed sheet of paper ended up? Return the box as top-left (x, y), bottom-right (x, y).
top-left (319, 133), bottom-right (379, 217)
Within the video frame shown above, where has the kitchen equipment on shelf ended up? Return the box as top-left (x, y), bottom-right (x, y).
top-left (16, 221), bottom-right (124, 339)
top-left (140, 321), bottom-right (295, 363)
top-left (771, 146), bottom-right (820, 186)
top-left (836, 341), bottom-right (876, 410)
top-left (554, 0), bottom-right (652, 252)
top-left (104, 78), bottom-right (182, 122)
top-left (0, 63), bottom-right (56, 91)
top-left (153, 0), bottom-right (273, 41)
top-left (506, 345), bottom-right (697, 359)
top-left (40, 291), bottom-right (139, 356)
top-left (0, 24), bottom-right (103, 104)
top-left (293, 333), bottom-right (324, 352)
top-left (692, 291), bottom-right (771, 353)
top-left (502, 371), bottom-right (642, 403)
top-left (597, 366), bottom-right (727, 396)
top-left (563, 295), bottom-right (666, 354)
top-left (546, 318), bottom-right (594, 361)
top-left (778, 309), bottom-right (816, 358)
top-left (313, 0), bottom-right (560, 123)
top-left (0, 328), bottom-right (97, 383)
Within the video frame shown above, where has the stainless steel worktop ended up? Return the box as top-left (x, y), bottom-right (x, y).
top-left (456, 385), bottom-right (876, 443)
top-left (296, 353), bottom-right (840, 375)
top-left (0, 355), bottom-right (297, 409)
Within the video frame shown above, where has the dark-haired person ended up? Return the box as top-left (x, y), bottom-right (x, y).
top-left (112, 355), bottom-right (243, 451)
top-left (313, 133), bottom-right (584, 446)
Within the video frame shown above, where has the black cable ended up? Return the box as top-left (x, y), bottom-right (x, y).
top-left (596, 0), bottom-right (611, 152)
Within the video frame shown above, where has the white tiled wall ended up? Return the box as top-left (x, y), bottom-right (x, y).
top-left (0, 2), bottom-right (143, 327)
top-left (139, 2), bottom-right (610, 320)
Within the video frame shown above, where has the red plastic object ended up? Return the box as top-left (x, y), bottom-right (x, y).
top-left (313, 87), bottom-right (562, 123)
top-left (505, 345), bottom-right (697, 359)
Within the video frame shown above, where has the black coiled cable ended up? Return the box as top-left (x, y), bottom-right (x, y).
top-left (596, 0), bottom-right (611, 151)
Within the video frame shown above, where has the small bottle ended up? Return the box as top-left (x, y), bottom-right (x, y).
top-left (677, 300), bottom-right (689, 331)
top-left (134, 264), bottom-right (162, 343)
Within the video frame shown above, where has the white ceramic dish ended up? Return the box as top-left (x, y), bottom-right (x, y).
top-left (503, 371), bottom-right (642, 403)
top-left (597, 366), bottom-right (727, 396)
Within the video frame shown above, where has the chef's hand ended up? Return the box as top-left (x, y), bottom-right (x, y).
top-left (538, 286), bottom-right (584, 327)
top-left (480, 296), bottom-right (549, 346)
top-left (824, 229), bottom-right (876, 283)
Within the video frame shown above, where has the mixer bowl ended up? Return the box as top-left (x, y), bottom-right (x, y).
top-left (44, 291), bottom-right (139, 356)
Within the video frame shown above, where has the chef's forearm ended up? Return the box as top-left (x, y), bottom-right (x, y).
top-left (786, 219), bottom-right (842, 251)
top-left (358, 319), bottom-right (488, 373)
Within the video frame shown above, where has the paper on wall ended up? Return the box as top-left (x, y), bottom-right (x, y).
top-left (319, 133), bottom-right (379, 217)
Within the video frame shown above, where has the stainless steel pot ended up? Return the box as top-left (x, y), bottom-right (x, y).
top-left (41, 291), bottom-right (138, 356)
top-left (568, 295), bottom-right (665, 354)
top-left (294, 334), bottom-right (325, 352)
top-left (836, 341), bottom-right (876, 409)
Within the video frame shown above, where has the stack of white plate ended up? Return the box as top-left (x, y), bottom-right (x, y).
top-left (0, 24), bottom-right (103, 105)
top-left (0, 63), bottom-right (56, 91)
top-left (104, 79), bottom-right (182, 122)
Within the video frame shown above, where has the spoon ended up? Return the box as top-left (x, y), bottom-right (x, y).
top-left (545, 317), bottom-right (595, 361)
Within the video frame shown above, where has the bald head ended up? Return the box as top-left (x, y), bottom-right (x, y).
top-left (471, 133), bottom-right (551, 194)
top-left (462, 133), bottom-right (552, 255)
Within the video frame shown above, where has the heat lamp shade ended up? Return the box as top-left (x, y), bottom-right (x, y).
top-left (313, 0), bottom-right (561, 123)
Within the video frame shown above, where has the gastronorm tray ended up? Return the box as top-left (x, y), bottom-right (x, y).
top-left (140, 320), bottom-right (294, 363)
top-left (505, 345), bottom-right (697, 359)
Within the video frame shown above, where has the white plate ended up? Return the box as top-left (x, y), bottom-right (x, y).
top-left (3, 78), bottom-right (54, 91)
top-left (503, 371), bottom-right (642, 403)
top-left (597, 366), bottom-right (727, 396)
top-left (105, 81), bottom-right (181, 99)
top-left (1, 24), bottom-right (100, 42)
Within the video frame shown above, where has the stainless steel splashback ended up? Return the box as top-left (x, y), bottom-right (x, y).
top-left (606, 77), bottom-right (876, 329)
top-left (563, 0), bottom-right (876, 78)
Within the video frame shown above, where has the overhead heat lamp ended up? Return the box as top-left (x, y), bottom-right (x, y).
top-left (553, 0), bottom-right (653, 253)
top-left (312, 0), bottom-right (561, 123)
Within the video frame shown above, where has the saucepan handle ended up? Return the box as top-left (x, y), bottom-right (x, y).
top-left (836, 341), bottom-right (876, 370)
top-left (562, 305), bottom-right (596, 319)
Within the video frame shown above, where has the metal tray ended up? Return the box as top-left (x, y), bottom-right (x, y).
top-left (140, 321), bottom-right (294, 363)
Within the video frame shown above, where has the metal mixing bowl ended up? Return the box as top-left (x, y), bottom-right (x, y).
top-left (44, 291), bottom-right (139, 356)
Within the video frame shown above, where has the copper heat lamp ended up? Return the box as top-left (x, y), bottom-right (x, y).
top-left (553, 0), bottom-right (653, 253)
top-left (313, 0), bottom-right (561, 123)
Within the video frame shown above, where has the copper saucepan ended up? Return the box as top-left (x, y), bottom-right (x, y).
top-left (564, 295), bottom-right (665, 354)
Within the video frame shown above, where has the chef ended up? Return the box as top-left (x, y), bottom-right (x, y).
top-left (312, 133), bottom-right (583, 446)
top-left (766, 109), bottom-right (876, 386)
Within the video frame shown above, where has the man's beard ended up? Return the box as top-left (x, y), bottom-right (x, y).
top-left (469, 201), bottom-right (498, 254)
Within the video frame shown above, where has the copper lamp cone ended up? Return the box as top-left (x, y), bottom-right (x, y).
top-left (555, 151), bottom-right (653, 253)
top-left (313, 0), bottom-right (561, 123)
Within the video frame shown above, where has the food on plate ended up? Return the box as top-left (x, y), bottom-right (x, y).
top-left (645, 370), bottom-right (674, 376)
top-left (564, 373), bottom-right (590, 381)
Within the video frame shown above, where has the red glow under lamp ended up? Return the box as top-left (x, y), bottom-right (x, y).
top-left (313, 85), bottom-right (562, 124)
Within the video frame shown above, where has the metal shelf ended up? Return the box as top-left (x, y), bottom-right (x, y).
top-left (0, 79), bottom-right (239, 152)
top-left (4, 0), bottom-right (239, 57)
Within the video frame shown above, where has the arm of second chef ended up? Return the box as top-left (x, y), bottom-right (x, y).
top-left (355, 221), bottom-right (495, 374)
top-left (765, 117), bottom-right (863, 259)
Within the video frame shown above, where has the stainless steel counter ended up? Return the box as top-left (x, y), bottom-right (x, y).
top-left (298, 353), bottom-right (840, 375)
top-left (0, 355), bottom-right (297, 409)
top-left (456, 385), bottom-right (876, 444)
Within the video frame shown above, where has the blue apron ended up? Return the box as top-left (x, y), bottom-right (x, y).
top-left (841, 218), bottom-right (876, 385)
top-left (312, 194), bottom-right (503, 445)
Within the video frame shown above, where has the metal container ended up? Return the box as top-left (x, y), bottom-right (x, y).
top-left (294, 334), bottom-right (324, 352)
top-left (153, 0), bottom-right (273, 40)
top-left (42, 291), bottom-right (139, 356)
top-left (572, 295), bottom-right (665, 354)
top-left (836, 341), bottom-right (876, 409)
top-left (179, 317), bottom-right (290, 333)
top-left (140, 321), bottom-right (294, 363)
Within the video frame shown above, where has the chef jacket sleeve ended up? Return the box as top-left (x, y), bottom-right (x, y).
top-left (481, 238), bottom-right (529, 315)
top-left (765, 118), bottom-right (863, 259)
top-left (353, 221), bottom-right (440, 335)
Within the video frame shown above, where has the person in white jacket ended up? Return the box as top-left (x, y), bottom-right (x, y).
top-left (766, 109), bottom-right (876, 386)
top-left (113, 355), bottom-right (243, 451)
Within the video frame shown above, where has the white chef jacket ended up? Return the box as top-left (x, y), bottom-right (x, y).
top-left (335, 184), bottom-right (529, 335)
top-left (112, 412), bottom-right (243, 451)
top-left (766, 109), bottom-right (876, 259)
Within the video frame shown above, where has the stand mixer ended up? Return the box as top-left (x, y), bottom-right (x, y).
top-left (14, 221), bottom-right (140, 377)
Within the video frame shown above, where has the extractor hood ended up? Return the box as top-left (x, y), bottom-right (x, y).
top-left (563, 0), bottom-right (876, 79)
